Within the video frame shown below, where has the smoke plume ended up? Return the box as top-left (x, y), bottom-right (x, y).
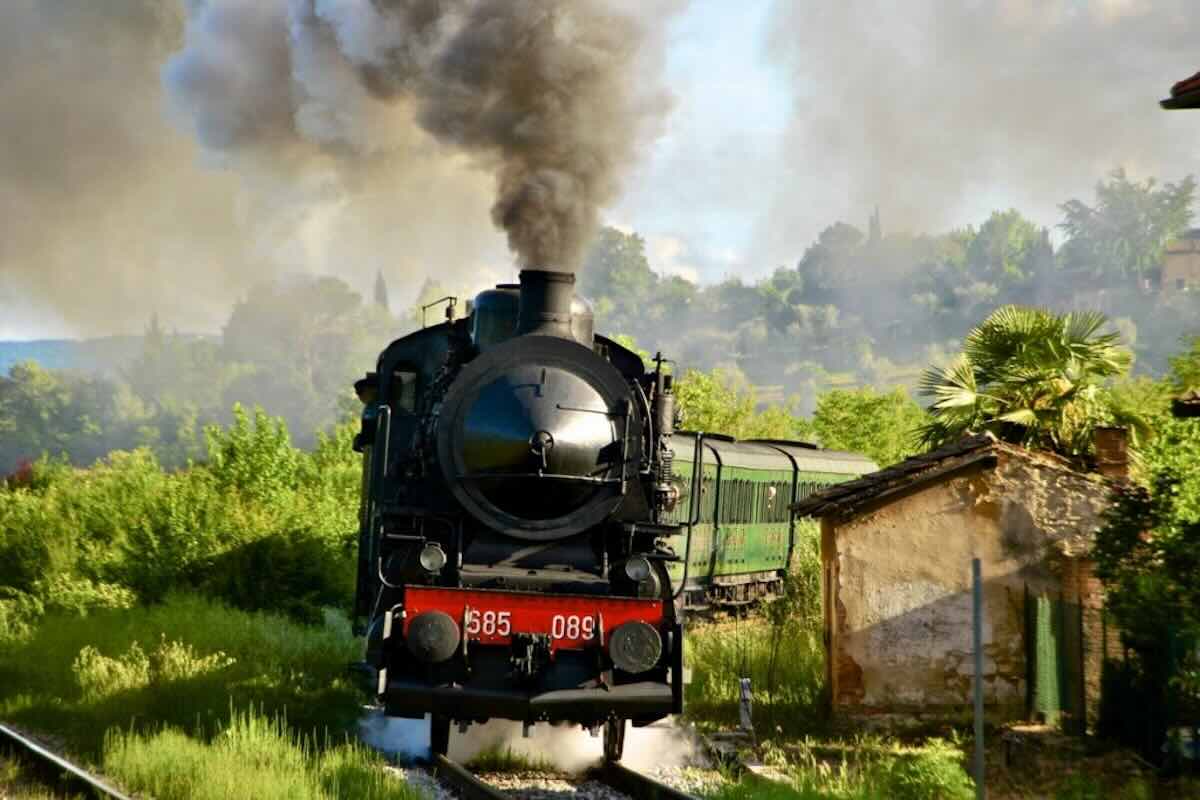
top-left (166, 0), bottom-right (673, 271)
top-left (0, 1), bottom-right (249, 336)
top-left (755, 0), bottom-right (1200, 264)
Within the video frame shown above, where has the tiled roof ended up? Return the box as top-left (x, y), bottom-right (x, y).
top-left (791, 432), bottom-right (1097, 518)
top-left (791, 433), bottom-right (1004, 518)
top-left (1162, 69), bottom-right (1200, 109)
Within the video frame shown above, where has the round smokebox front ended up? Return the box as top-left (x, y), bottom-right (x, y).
top-left (437, 336), bottom-right (639, 540)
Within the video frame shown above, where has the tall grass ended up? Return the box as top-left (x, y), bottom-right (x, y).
top-left (0, 595), bottom-right (362, 759)
top-left (702, 738), bottom-right (975, 800)
top-left (103, 709), bottom-right (423, 800)
top-left (686, 543), bottom-right (826, 736)
top-left (686, 616), bottom-right (825, 736)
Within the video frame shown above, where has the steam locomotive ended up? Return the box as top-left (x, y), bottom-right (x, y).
top-left (351, 269), bottom-right (874, 760)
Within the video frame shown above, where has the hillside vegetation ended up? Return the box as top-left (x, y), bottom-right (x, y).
top-left (5, 168), bottom-right (1200, 477)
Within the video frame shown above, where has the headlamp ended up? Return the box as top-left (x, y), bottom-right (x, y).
top-left (419, 543), bottom-right (447, 573)
top-left (623, 555), bottom-right (652, 582)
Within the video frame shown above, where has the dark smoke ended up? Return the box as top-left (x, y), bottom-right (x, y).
top-left (0, 1), bottom-right (574, 336)
top-left (166, 0), bottom-right (674, 271)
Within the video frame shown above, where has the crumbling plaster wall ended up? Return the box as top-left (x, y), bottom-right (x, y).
top-left (827, 449), bottom-right (1109, 715)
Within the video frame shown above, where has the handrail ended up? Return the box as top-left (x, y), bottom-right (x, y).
top-left (673, 433), bottom-right (703, 600)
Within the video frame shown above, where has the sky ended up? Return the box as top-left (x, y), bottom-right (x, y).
top-left (2, 0), bottom-right (1200, 340)
top-left (608, 0), bottom-right (793, 284)
top-left (609, 0), bottom-right (1200, 288)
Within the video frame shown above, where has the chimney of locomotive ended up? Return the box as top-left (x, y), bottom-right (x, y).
top-left (517, 269), bottom-right (576, 340)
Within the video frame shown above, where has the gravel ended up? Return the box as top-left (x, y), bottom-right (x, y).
top-left (480, 770), bottom-right (630, 799)
top-left (644, 765), bottom-right (726, 796)
top-left (388, 763), bottom-right (725, 799)
top-left (385, 765), bottom-right (456, 800)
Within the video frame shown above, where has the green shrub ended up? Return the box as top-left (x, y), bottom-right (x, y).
top-left (866, 739), bottom-right (974, 800)
top-left (72, 637), bottom-right (238, 702)
top-left (0, 406), bottom-right (361, 629)
top-left (73, 642), bottom-right (152, 701)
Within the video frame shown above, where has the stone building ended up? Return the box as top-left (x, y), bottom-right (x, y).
top-left (1162, 229), bottom-right (1200, 294)
top-left (793, 432), bottom-right (1125, 727)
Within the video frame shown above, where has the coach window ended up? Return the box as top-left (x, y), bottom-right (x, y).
top-left (392, 368), bottom-right (419, 415)
top-left (702, 474), bottom-right (717, 522)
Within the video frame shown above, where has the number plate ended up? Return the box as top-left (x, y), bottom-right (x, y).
top-left (402, 586), bottom-right (664, 651)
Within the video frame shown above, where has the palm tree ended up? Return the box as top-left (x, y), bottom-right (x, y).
top-left (917, 306), bottom-right (1146, 458)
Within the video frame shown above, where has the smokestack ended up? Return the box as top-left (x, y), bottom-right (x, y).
top-left (1093, 427), bottom-right (1128, 480)
top-left (517, 270), bottom-right (575, 340)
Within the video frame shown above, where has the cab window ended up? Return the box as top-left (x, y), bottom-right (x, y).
top-left (392, 368), bottom-right (419, 415)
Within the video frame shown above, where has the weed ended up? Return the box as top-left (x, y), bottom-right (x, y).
top-left (466, 745), bottom-right (557, 773)
top-left (0, 754), bottom-right (88, 800)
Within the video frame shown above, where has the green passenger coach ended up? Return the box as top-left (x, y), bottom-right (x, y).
top-left (663, 433), bottom-right (877, 609)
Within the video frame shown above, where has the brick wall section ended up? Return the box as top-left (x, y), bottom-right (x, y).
top-left (1062, 556), bottom-right (1123, 729)
top-left (1093, 427), bottom-right (1129, 481)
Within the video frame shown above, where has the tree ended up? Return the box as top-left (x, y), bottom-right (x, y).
top-left (1092, 471), bottom-right (1200, 759)
top-left (221, 276), bottom-right (387, 444)
top-left (795, 222), bottom-right (864, 300)
top-left (965, 210), bottom-right (1053, 291)
top-left (373, 270), bottom-right (390, 312)
top-left (579, 227), bottom-right (657, 303)
top-left (1058, 168), bottom-right (1195, 285)
top-left (674, 367), bottom-right (809, 441)
top-left (1167, 335), bottom-right (1200, 392)
top-left (811, 387), bottom-right (925, 467)
top-left (0, 361), bottom-right (153, 473)
top-left (917, 306), bottom-right (1142, 458)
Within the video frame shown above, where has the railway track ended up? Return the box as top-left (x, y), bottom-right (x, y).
top-left (428, 753), bottom-right (702, 800)
top-left (0, 722), bottom-right (131, 800)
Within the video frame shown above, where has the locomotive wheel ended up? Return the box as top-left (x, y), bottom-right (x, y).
top-left (602, 717), bottom-right (626, 762)
top-left (430, 714), bottom-right (451, 757)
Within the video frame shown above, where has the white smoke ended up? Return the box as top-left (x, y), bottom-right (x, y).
top-left (753, 0), bottom-right (1200, 266)
top-left (449, 718), bottom-right (704, 773)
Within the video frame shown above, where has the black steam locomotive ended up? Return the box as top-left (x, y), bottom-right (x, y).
top-left (351, 270), bottom-right (684, 760)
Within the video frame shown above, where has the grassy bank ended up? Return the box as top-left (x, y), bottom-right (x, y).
top-left (0, 594), bottom-right (421, 799)
top-left (685, 612), bottom-right (977, 799)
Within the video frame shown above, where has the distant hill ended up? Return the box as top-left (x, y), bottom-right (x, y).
top-left (0, 337), bottom-right (146, 376)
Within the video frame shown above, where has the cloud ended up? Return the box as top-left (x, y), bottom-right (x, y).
top-left (647, 234), bottom-right (701, 283)
top-left (753, 0), bottom-right (1200, 266)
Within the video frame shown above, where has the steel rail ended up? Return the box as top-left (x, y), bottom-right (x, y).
top-left (429, 753), bottom-right (509, 800)
top-left (592, 761), bottom-right (700, 800)
top-left (0, 722), bottom-right (133, 800)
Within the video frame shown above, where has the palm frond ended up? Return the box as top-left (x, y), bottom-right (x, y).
top-left (918, 356), bottom-right (982, 409)
top-left (996, 408), bottom-right (1039, 427)
top-left (919, 304), bottom-right (1138, 461)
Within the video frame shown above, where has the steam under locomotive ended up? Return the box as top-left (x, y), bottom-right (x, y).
top-left (350, 269), bottom-right (874, 760)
